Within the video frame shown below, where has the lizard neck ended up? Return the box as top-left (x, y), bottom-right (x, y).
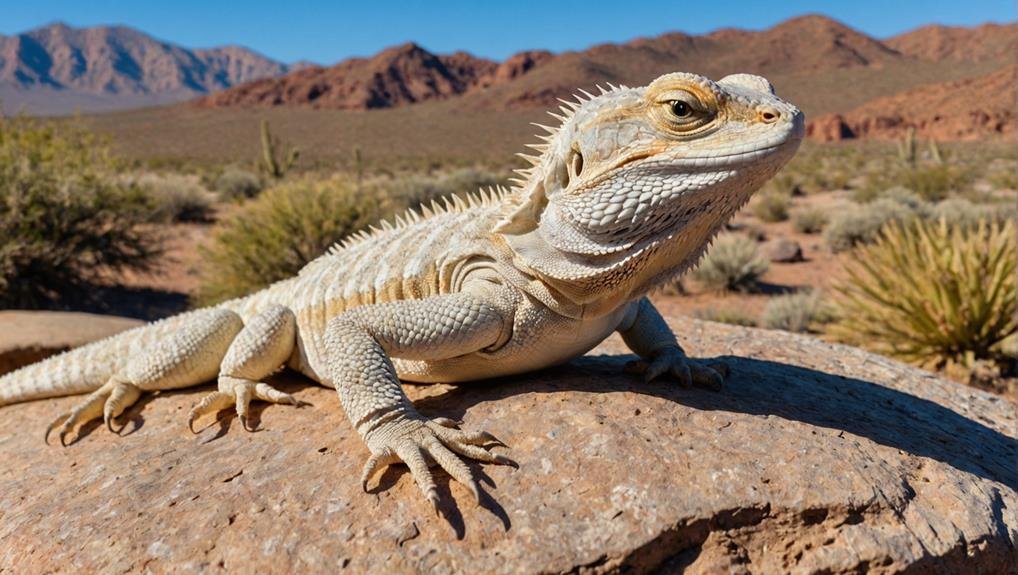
top-left (496, 182), bottom-right (752, 315)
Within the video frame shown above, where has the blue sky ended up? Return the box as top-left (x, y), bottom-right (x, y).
top-left (2, 0), bottom-right (1014, 64)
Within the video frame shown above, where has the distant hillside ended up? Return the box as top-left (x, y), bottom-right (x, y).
top-left (809, 64), bottom-right (1017, 141)
top-left (199, 14), bottom-right (906, 112)
top-left (190, 15), bottom-right (1015, 141)
top-left (0, 22), bottom-right (290, 115)
top-left (885, 23), bottom-right (1018, 62)
top-left (196, 43), bottom-right (553, 109)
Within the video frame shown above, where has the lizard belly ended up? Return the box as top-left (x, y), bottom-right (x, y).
top-left (393, 303), bottom-right (628, 383)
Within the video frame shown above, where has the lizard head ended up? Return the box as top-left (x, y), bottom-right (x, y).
top-left (496, 72), bottom-right (804, 306)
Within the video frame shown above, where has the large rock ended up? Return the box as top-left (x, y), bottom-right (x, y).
top-left (0, 316), bottom-right (1014, 573)
top-left (0, 311), bottom-right (142, 375)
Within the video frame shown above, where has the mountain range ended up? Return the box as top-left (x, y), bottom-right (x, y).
top-left (0, 22), bottom-right (293, 115)
top-left (2, 18), bottom-right (1015, 140)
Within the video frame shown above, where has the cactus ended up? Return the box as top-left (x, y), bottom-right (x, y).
top-left (896, 126), bottom-right (916, 167)
top-left (258, 119), bottom-right (299, 179)
top-left (929, 139), bottom-right (944, 165)
top-left (354, 146), bottom-right (363, 192)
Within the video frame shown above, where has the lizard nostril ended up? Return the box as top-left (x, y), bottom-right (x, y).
top-left (759, 107), bottom-right (780, 123)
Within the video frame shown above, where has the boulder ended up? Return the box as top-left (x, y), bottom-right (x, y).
top-left (762, 238), bottom-right (805, 263)
top-left (0, 316), bottom-right (1015, 573)
top-left (0, 311), bottom-right (143, 375)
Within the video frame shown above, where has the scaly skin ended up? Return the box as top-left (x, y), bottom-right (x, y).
top-left (0, 72), bottom-right (804, 509)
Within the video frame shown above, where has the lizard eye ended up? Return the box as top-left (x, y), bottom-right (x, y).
top-left (670, 100), bottom-right (691, 118)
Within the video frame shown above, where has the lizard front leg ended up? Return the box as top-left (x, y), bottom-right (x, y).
top-left (325, 289), bottom-right (515, 509)
top-left (617, 297), bottom-right (726, 390)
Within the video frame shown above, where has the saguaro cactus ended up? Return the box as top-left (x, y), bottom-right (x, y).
top-left (258, 119), bottom-right (299, 179)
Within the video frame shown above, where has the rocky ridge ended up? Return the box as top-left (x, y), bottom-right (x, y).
top-left (807, 64), bottom-right (1017, 141)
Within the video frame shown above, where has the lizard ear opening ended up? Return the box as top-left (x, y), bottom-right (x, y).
top-left (493, 180), bottom-right (547, 235)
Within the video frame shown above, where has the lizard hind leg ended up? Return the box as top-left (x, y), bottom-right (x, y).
top-left (188, 304), bottom-right (298, 432)
top-left (46, 308), bottom-right (245, 445)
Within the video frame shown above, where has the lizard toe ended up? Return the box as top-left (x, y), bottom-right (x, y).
top-left (45, 384), bottom-right (110, 445)
top-left (103, 380), bottom-right (142, 434)
top-left (188, 378), bottom-right (299, 433)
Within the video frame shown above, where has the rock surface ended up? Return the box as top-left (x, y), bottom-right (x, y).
top-left (0, 311), bottom-right (142, 376)
top-left (761, 238), bottom-right (805, 263)
top-left (0, 316), bottom-right (1015, 574)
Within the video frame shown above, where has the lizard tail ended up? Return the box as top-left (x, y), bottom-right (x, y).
top-left (0, 328), bottom-right (134, 407)
top-left (0, 309), bottom-right (216, 407)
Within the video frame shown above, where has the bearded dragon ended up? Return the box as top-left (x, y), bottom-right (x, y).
top-left (0, 72), bottom-right (803, 509)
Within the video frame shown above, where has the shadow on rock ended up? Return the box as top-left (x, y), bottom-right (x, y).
top-left (414, 354), bottom-right (1017, 492)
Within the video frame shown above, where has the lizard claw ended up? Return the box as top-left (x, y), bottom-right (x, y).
top-left (360, 415), bottom-right (511, 508)
top-left (44, 379), bottom-right (142, 445)
top-left (626, 348), bottom-right (726, 391)
top-left (188, 378), bottom-right (299, 433)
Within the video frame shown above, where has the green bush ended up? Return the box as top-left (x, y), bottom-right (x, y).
top-left (692, 234), bottom-right (769, 292)
top-left (931, 198), bottom-right (1006, 229)
top-left (830, 219), bottom-right (1016, 375)
top-left (823, 198), bottom-right (923, 253)
top-left (987, 167), bottom-right (1018, 191)
top-left (215, 167), bottom-right (263, 200)
top-left (897, 165), bottom-right (969, 202)
top-left (195, 176), bottom-right (379, 305)
top-left (136, 173), bottom-right (215, 223)
top-left (761, 291), bottom-right (833, 333)
top-left (371, 167), bottom-right (505, 214)
top-left (693, 307), bottom-right (757, 327)
top-left (792, 207), bottom-right (828, 234)
top-left (752, 190), bottom-right (790, 222)
top-left (0, 117), bottom-right (158, 307)
top-left (858, 165), bottom-right (970, 203)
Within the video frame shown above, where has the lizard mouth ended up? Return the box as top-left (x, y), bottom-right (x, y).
top-left (601, 132), bottom-right (799, 180)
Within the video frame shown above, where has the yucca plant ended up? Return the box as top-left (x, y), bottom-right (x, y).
top-left (830, 218), bottom-right (1017, 374)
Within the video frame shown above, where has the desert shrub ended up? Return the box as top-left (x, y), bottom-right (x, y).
top-left (858, 165), bottom-right (970, 203)
top-left (693, 307), bottom-right (757, 327)
top-left (897, 165), bottom-right (969, 202)
top-left (136, 173), bottom-right (215, 223)
top-left (215, 167), bottom-right (263, 200)
top-left (986, 167), bottom-right (1018, 191)
top-left (880, 187), bottom-right (933, 216)
top-left (692, 234), bottom-right (769, 292)
top-left (374, 167), bottom-right (505, 214)
top-left (752, 190), bottom-right (790, 222)
top-left (830, 219), bottom-right (1016, 375)
top-left (792, 207), bottom-right (828, 234)
top-left (761, 291), bottom-right (834, 333)
top-left (931, 198), bottom-right (991, 229)
top-left (0, 117), bottom-right (158, 307)
top-left (823, 198), bottom-right (922, 252)
top-left (195, 177), bottom-right (379, 305)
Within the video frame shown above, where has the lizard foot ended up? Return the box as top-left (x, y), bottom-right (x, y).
top-left (45, 379), bottom-right (142, 445)
top-left (360, 415), bottom-right (515, 510)
top-left (188, 376), bottom-right (299, 432)
top-left (625, 347), bottom-right (728, 390)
